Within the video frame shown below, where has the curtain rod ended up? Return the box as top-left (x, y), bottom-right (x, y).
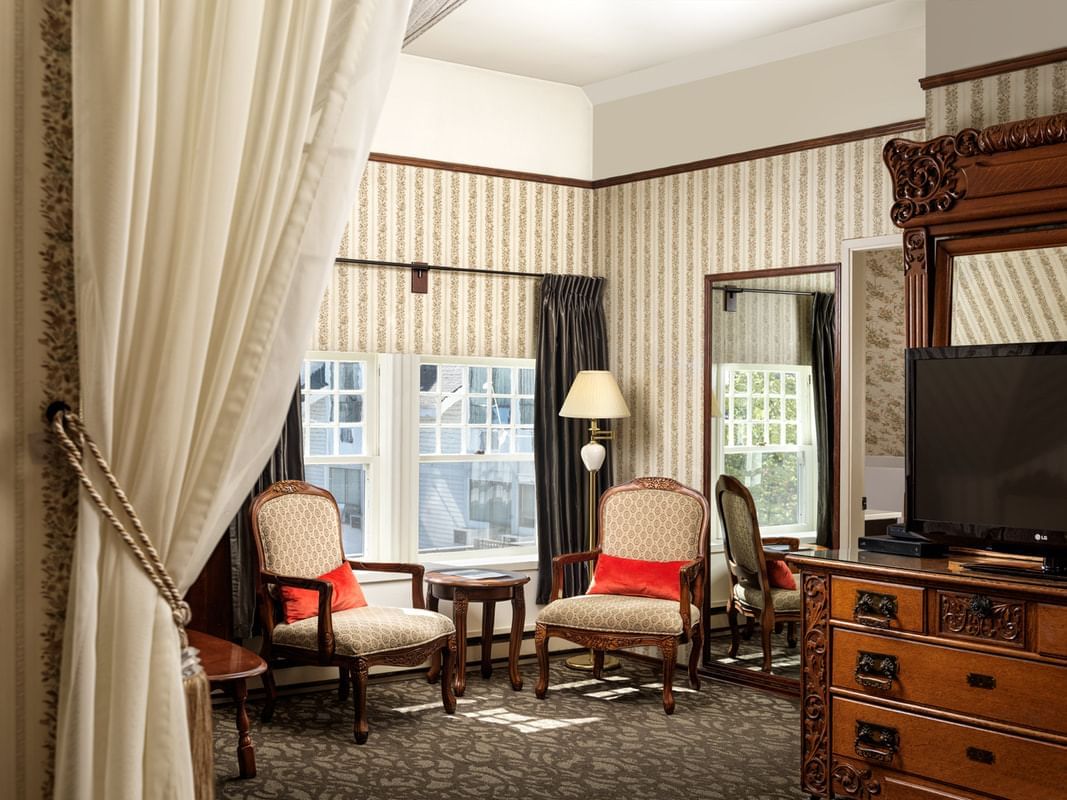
top-left (711, 285), bottom-right (818, 298)
top-left (335, 256), bottom-right (546, 280)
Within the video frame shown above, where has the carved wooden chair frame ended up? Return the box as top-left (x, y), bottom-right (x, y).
top-left (715, 474), bottom-right (800, 672)
top-left (534, 477), bottom-right (711, 715)
top-left (249, 479), bottom-right (457, 744)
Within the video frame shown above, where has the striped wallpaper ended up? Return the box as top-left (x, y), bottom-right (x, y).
top-left (925, 60), bottom-right (1067, 136)
top-left (315, 161), bottom-right (595, 357)
top-left (595, 133), bottom-right (914, 489)
top-left (952, 246), bottom-right (1067, 346)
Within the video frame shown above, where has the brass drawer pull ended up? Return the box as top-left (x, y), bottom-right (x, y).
top-left (854, 591), bottom-right (899, 629)
top-left (967, 672), bottom-right (997, 690)
top-left (855, 651), bottom-right (898, 690)
top-left (855, 721), bottom-right (899, 763)
top-left (966, 747), bottom-right (995, 765)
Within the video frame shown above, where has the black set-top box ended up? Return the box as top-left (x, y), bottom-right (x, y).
top-left (859, 535), bottom-right (947, 558)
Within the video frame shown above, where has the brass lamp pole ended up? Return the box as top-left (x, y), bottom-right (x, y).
top-left (558, 370), bottom-right (630, 672)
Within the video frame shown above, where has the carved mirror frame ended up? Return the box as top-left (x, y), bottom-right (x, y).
top-left (884, 112), bottom-right (1067, 346)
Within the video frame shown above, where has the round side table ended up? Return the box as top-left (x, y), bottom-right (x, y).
top-left (424, 568), bottom-right (530, 696)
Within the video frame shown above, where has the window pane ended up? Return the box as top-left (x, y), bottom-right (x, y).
top-left (518, 368), bottom-right (535, 395)
top-left (308, 428), bottom-right (333, 456)
top-left (519, 398), bottom-right (534, 425)
top-left (785, 424), bottom-right (797, 444)
top-left (469, 366), bottom-right (488, 394)
top-left (419, 396), bottom-right (437, 422)
top-left (768, 397), bottom-right (782, 421)
top-left (420, 364), bottom-right (438, 392)
top-left (723, 451), bottom-right (800, 527)
top-left (752, 397), bottom-right (765, 420)
top-left (419, 426), bottom-right (437, 454)
top-left (516, 429), bottom-right (534, 453)
top-left (785, 373), bottom-right (797, 395)
top-left (785, 398), bottom-right (797, 421)
top-left (308, 395), bottom-right (333, 423)
top-left (339, 361), bottom-right (363, 391)
top-left (441, 429), bottom-right (462, 454)
top-left (752, 425), bottom-right (767, 446)
top-left (492, 367), bottom-right (512, 395)
top-left (305, 464), bottom-right (366, 558)
top-left (733, 371), bottom-right (747, 393)
top-left (338, 427), bottom-right (363, 455)
top-left (751, 371), bottom-right (764, 393)
top-left (441, 399), bottom-right (463, 424)
top-left (768, 372), bottom-right (781, 394)
top-left (339, 395), bottom-right (363, 423)
top-left (468, 397), bottom-right (488, 424)
top-left (491, 429), bottom-right (511, 452)
top-left (440, 365), bottom-right (464, 394)
top-left (732, 397), bottom-right (747, 420)
top-left (467, 428), bottom-right (487, 455)
top-left (308, 361), bottom-right (332, 390)
top-left (491, 398), bottom-right (511, 424)
top-left (418, 461), bottom-right (535, 555)
top-left (769, 425), bottom-right (782, 445)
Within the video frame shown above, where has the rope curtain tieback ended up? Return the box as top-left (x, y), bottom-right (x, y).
top-left (46, 401), bottom-right (216, 799)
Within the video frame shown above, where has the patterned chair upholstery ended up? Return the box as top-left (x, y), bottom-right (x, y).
top-left (250, 480), bottom-right (457, 744)
top-left (534, 477), bottom-right (710, 715)
top-left (716, 475), bottom-right (801, 673)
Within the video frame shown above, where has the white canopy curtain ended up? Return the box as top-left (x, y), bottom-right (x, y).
top-left (57, 1), bottom-right (412, 796)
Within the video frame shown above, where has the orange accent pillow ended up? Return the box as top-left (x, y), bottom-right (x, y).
top-left (280, 562), bottom-right (367, 624)
top-left (587, 553), bottom-right (689, 601)
top-left (766, 559), bottom-right (797, 591)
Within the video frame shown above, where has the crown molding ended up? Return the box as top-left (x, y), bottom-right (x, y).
top-left (919, 46), bottom-right (1067, 90)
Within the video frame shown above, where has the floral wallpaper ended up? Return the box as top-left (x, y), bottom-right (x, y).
top-left (862, 248), bottom-right (905, 458)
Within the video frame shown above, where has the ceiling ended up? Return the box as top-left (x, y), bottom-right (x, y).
top-left (403, 0), bottom-right (901, 88)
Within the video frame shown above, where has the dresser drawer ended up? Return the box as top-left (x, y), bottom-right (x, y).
top-left (832, 628), bottom-right (1067, 735)
top-left (832, 757), bottom-right (987, 800)
top-left (833, 697), bottom-right (1067, 800)
top-left (935, 590), bottom-right (1026, 650)
top-left (831, 576), bottom-right (925, 632)
top-left (1037, 603), bottom-right (1067, 659)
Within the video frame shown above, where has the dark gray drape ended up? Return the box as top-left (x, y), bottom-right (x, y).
top-left (534, 275), bottom-right (613, 605)
top-left (811, 292), bottom-right (836, 548)
top-left (227, 384), bottom-right (304, 638)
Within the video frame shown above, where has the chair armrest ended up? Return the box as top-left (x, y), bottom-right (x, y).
top-left (260, 571), bottom-right (335, 659)
top-left (347, 560), bottom-right (426, 609)
top-left (677, 558), bottom-right (704, 631)
top-left (549, 549), bottom-right (599, 603)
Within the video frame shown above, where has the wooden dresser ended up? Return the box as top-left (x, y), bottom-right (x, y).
top-left (789, 550), bottom-right (1067, 800)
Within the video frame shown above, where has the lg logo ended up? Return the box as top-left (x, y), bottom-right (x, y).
top-left (1035, 533), bottom-right (1049, 541)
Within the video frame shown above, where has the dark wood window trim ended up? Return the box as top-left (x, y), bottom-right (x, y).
top-left (920, 46), bottom-right (1067, 90)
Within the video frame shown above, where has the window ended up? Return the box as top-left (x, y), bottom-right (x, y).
top-left (717, 364), bottom-right (817, 535)
top-left (301, 355), bottom-right (375, 557)
top-left (298, 353), bottom-right (536, 565)
top-left (417, 359), bottom-right (536, 559)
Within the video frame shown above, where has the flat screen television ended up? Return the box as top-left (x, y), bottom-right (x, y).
top-left (905, 342), bottom-right (1067, 576)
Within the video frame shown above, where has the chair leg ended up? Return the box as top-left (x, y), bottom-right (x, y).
top-left (688, 626), bottom-right (702, 691)
top-left (742, 616), bottom-right (755, 641)
top-left (534, 625), bottom-right (550, 699)
top-left (727, 606), bottom-right (741, 658)
top-left (338, 666), bottom-right (350, 702)
top-left (260, 664), bottom-right (278, 723)
top-left (591, 650), bottom-right (605, 680)
top-left (352, 660), bottom-right (370, 745)
top-left (787, 621), bottom-right (798, 648)
top-left (661, 639), bottom-right (677, 715)
top-left (440, 636), bottom-right (457, 714)
top-left (760, 610), bottom-right (774, 673)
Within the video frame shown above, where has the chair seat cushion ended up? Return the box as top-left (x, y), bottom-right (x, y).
top-left (733, 582), bottom-right (801, 613)
top-left (272, 606), bottom-right (455, 657)
top-left (536, 594), bottom-right (699, 636)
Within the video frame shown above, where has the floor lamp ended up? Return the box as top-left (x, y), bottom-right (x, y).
top-left (559, 370), bottom-right (631, 671)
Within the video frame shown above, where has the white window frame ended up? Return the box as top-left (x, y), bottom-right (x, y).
top-left (714, 362), bottom-right (819, 539)
top-left (302, 351), bottom-right (379, 558)
top-left (301, 352), bottom-right (537, 568)
top-left (413, 354), bottom-right (537, 565)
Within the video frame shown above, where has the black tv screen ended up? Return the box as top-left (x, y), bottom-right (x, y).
top-left (906, 343), bottom-right (1067, 555)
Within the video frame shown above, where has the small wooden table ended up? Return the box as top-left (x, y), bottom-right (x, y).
top-left (187, 630), bottom-right (267, 779)
top-left (424, 568), bottom-right (530, 696)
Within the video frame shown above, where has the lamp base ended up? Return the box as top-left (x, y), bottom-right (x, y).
top-left (563, 650), bottom-right (621, 672)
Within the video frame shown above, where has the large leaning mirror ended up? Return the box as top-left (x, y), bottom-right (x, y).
top-left (700, 264), bottom-right (840, 693)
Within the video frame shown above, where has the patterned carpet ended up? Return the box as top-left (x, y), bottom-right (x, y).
top-left (213, 657), bottom-right (805, 799)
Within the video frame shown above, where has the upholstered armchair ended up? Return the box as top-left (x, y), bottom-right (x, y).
top-left (534, 477), bottom-right (710, 714)
top-left (715, 474), bottom-right (801, 672)
top-left (250, 480), bottom-right (457, 744)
